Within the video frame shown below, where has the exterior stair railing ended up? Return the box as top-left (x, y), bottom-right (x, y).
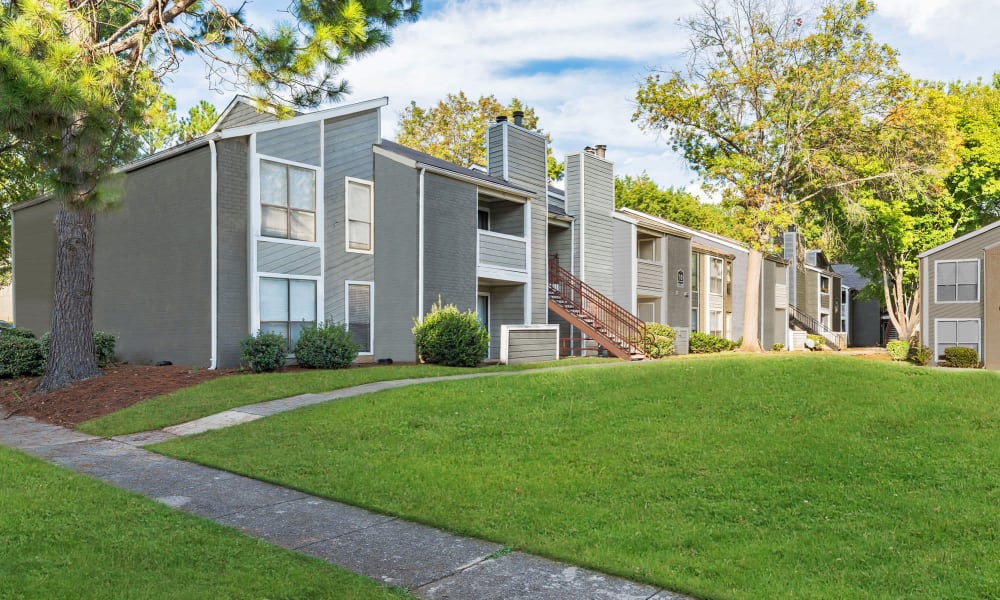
top-left (788, 304), bottom-right (842, 350)
top-left (547, 255), bottom-right (646, 360)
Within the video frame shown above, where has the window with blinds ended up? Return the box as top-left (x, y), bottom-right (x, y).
top-left (347, 283), bottom-right (372, 353)
top-left (259, 277), bottom-right (316, 351)
top-left (346, 179), bottom-right (373, 252)
top-left (260, 160), bottom-right (316, 242)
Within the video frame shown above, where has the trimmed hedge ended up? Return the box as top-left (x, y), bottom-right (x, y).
top-left (642, 323), bottom-right (676, 359)
top-left (0, 327), bottom-right (37, 340)
top-left (886, 340), bottom-right (910, 361)
top-left (294, 323), bottom-right (359, 369)
top-left (39, 331), bottom-right (117, 368)
top-left (0, 335), bottom-right (44, 378)
top-left (943, 346), bottom-right (979, 369)
top-left (689, 331), bottom-right (737, 354)
top-left (241, 331), bottom-right (287, 373)
top-left (908, 344), bottom-right (932, 367)
top-left (413, 300), bottom-right (489, 367)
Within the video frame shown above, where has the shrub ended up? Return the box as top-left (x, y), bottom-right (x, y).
top-left (39, 331), bottom-right (117, 367)
top-left (908, 344), bottom-right (932, 367)
top-left (412, 300), bottom-right (489, 367)
top-left (689, 331), bottom-right (737, 354)
top-left (771, 343), bottom-right (784, 352)
top-left (0, 327), bottom-right (37, 340)
top-left (641, 323), bottom-right (676, 359)
top-left (886, 340), bottom-right (910, 361)
top-left (240, 331), bottom-right (288, 373)
top-left (294, 323), bottom-right (359, 369)
top-left (0, 335), bottom-right (44, 378)
top-left (943, 346), bottom-right (979, 369)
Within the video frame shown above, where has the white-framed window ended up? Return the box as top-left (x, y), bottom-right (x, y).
top-left (260, 159), bottom-right (317, 242)
top-left (637, 238), bottom-right (659, 262)
top-left (637, 300), bottom-right (657, 323)
top-left (935, 318), bottom-right (980, 359)
top-left (709, 309), bottom-right (723, 337)
top-left (691, 308), bottom-right (699, 332)
top-left (346, 281), bottom-right (373, 354)
top-left (935, 259), bottom-right (979, 303)
top-left (709, 256), bottom-right (724, 295)
top-left (259, 277), bottom-right (317, 350)
top-left (346, 178), bottom-right (374, 253)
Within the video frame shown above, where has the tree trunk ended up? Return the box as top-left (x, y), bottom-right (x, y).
top-left (37, 206), bottom-right (101, 392)
top-left (740, 248), bottom-right (763, 352)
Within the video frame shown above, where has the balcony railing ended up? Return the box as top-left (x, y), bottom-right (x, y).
top-left (477, 230), bottom-right (527, 279)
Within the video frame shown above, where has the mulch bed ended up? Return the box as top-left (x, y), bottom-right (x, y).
top-left (1, 364), bottom-right (235, 428)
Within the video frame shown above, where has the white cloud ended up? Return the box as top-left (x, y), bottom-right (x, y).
top-left (876, 0), bottom-right (1000, 64)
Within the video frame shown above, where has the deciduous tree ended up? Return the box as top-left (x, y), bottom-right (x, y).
top-left (615, 173), bottom-right (730, 235)
top-left (634, 0), bottom-right (900, 350)
top-left (0, 0), bottom-right (419, 391)
top-left (396, 91), bottom-right (564, 181)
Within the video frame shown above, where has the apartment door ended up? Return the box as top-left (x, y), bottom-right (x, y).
top-left (985, 246), bottom-right (1000, 369)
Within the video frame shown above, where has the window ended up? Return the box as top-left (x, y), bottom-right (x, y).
top-left (691, 254), bottom-right (700, 332)
top-left (820, 275), bottom-right (830, 294)
top-left (346, 178), bottom-right (373, 252)
top-left (691, 308), bottom-right (699, 332)
top-left (637, 301), bottom-right (657, 323)
top-left (709, 309), bottom-right (723, 337)
top-left (260, 160), bottom-right (316, 242)
top-left (347, 282), bottom-right (373, 354)
top-left (691, 254), bottom-right (699, 292)
top-left (637, 238), bottom-right (658, 262)
top-left (936, 319), bottom-right (980, 358)
top-left (709, 257), bottom-right (724, 295)
top-left (259, 278), bottom-right (316, 350)
top-left (936, 260), bottom-right (979, 302)
top-left (478, 209), bottom-right (490, 230)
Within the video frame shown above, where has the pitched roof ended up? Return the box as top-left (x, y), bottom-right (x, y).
top-left (376, 140), bottom-right (536, 196)
top-left (831, 264), bottom-right (869, 290)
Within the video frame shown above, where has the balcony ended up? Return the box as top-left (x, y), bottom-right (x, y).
top-left (478, 229), bottom-right (528, 283)
top-left (637, 260), bottom-right (663, 293)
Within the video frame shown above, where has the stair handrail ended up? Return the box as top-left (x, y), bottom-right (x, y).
top-left (788, 304), bottom-right (840, 349)
top-left (548, 255), bottom-right (646, 355)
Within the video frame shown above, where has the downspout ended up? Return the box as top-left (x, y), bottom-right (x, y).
top-left (418, 167), bottom-right (426, 322)
top-left (209, 138), bottom-right (219, 369)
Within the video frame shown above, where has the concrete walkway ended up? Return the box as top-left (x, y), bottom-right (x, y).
top-left (0, 363), bottom-right (695, 600)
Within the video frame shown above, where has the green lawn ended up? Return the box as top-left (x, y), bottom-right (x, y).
top-left (0, 446), bottom-right (410, 599)
top-left (79, 357), bottom-right (613, 437)
top-left (153, 354), bottom-right (1000, 599)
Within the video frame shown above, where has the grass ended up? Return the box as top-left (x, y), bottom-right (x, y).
top-left (79, 357), bottom-right (612, 437)
top-left (152, 354), bottom-right (1000, 599)
top-left (0, 445), bottom-right (410, 599)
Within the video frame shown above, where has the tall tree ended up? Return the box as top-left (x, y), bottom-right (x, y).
top-left (634, 0), bottom-right (900, 351)
top-left (946, 75), bottom-right (1000, 224)
top-left (615, 173), bottom-right (730, 235)
top-left (396, 91), bottom-right (564, 181)
top-left (0, 0), bottom-right (419, 391)
top-left (0, 136), bottom-right (43, 284)
top-left (807, 82), bottom-right (968, 341)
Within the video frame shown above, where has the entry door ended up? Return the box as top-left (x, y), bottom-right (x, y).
top-left (985, 246), bottom-right (1000, 369)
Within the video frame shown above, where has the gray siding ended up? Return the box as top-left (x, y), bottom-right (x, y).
top-left (481, 284), bottom-right (524, 359)
top-left (693, 233), bottom-right (747, 340)
top-left (760, 260), bottom-right (779, 349)
top-left (257, 122), bottom-right (322, 167)
top-left (564, 156), bottom-right (582, 276)
top-left (424, 173), bottom-right (477, 312)
top-left (479, 232), bottom-right (526, 271)
top-left (12, 199), bottom-right (58, 333)
top-left (218, 102), bottom-right (276, 129)
top-left (665, 235), bottom-right (692, 330)
top-left (578, 153), bottom-right (615, 298)
top-left (257, 241), bottom-right (322, 276)
top-left (851, 298), bottom-right (882, 347)
top-left (373, 154), bottom-right (419, 361)
top-left (921, 226), bottom-right (1000, 356)
top-left (216, 139), bottom-right (250, 368)
top-left (637, 261), bottom-right (662, 293)
top-left (831, 277), bottom-right (842, 331)
top-left (612, 219), bottom-right (634, 310)
top-left (530, 196), bottom-right (548, 323)
top-left (550, 225), bottom-right (573, 272)
top-left (323, 110), bottom-right (378, 322)
top-left (484, 199), bottom-right (524, 236)
top-left (504, 327), bottom-right (558, 364)
top-left (93, 146), bottom-right (213, 366)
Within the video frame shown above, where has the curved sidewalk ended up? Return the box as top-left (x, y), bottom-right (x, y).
top-left (0, 363), bottom-right (695, 600)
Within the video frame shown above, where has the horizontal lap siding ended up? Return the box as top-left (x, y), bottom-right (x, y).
top-left (506, 328), bottom-right (558, 364)
top-left (486, 201), bottom-right (523, 236)
top-left (257, 241), bottom-right (322, 276)
top-left (580, 154), bottom-right (614, 298)
top-left (637, 262), bottom-right (663, 293)
top-left (218, 103), bottom-right (276, 129)
top-left (479, 234), bottom-right (526, 270)
top-left (483, 285), bottom-right (524, 359)
top-left (425, 174), bottom-right (477, 312)
top-left (257, 122), bottom-right (321, 166)
top-left (565, 157), bottom-right (582, 276)
top-left (612, 219), bottom-right (634, 310)
top-left (324, 111), bottom-right (378, 323)
top-left (923, 228), bottom-right (1000, 356)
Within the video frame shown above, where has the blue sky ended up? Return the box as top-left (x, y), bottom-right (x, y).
top-left (166, 0), bottom-right (1000, 195)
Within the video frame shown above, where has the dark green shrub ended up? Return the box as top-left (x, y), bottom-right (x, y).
top-left (689, 331), bottom-right (737, 354)
top-left (0, 335), bottom-right (44, 378)
top-left (908, 344), bottom-right (932, 367)
top-left (412, 300), bottom-right (489, 367)
top-left (0, 327), bottom-right (37, 340)
top-left (886, 340), bottom-right (910, 361)
top-left (241, 331), bottom-right (287, 373)
top-left (771, 342), bottom-right (784, 351)
top-left (641, 323), bottom-right (676, 358)
top-left (39, 331), bottom-right (117, 368)
top-left (294, 323), bottom-right (359, 369)
top-left (943, 346), bottom-right (979, 368)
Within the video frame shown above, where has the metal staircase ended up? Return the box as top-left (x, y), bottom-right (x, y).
top-left (788, 304), bottom-right (843, 350)
top-left (547, 256), bottom-right (646, 360)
